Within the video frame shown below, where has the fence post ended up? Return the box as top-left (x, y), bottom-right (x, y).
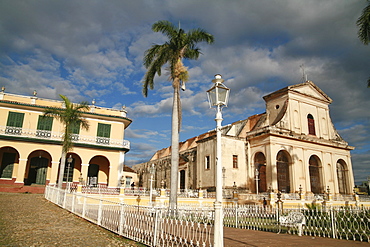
top-left (97, 199), bottom-right (103, 226)
top-left (63, 190), bottom-right (67, 209)
top-left (56, 188), bottom-right (60, 206)
top-left (330, 207), bottom-right (336, 239)
top-left (118, 203), bottom-right (125, 236)
top-left (71, 194), bottom-right (75, 213)
top-left (153, 207), bottom-right (159, 247)
top-left (82, 196), bottom-right (87, 218)
top-left (235, 206), bottom-right (238, 228)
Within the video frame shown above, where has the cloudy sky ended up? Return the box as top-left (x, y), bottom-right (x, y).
top-left (1, 0), bottom-right (369, 183)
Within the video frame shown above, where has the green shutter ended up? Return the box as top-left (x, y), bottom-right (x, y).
top-left (97, 123), bottom-right (111, 138)
top-left (37, 116), bottom-right (53, 131)
top-left (6, 112), bottom-right (24, 127)
top-left (70, 122), bottom-right (80, 134)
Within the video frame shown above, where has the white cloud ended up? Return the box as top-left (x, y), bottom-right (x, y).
top-left (1, 0), bottom-right (370, 181)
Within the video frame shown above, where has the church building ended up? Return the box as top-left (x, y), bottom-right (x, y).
top-left (133, 81), bottom-right (355, 196)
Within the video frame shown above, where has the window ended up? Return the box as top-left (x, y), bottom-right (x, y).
top-left (337, 160), bottom-right (348, 194)
top-left (277, 151), bottom-right (290, 193)
top-left (309, 155), bottom-right (321, 194)
top-left (233, 155), bottom-right (238, 168)
top-left (63, 157), bottom-right (74, 182)
top-left (97, 123), bottom-right (111, 144)
top-left (6, 112), bottom-right (24, 135)
top-left (69, 122), bottom-right (80, 141)
top-left (36, 116), bottom-right (53, 138)
top-left (205, 156), bottom-right (210, 170)
top-left (125, 176), bottom-right (132, 187)
top-left (307, 114), bottom-right (316, 135)
top-left (69, 122), bottom-right (80, 134)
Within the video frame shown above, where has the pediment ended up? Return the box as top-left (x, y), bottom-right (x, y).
top-left (289, 81), bottom-right (332, 103)
top-left (263, 81), bottom-right (332, 104)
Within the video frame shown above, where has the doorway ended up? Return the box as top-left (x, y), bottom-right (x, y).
top-left (0, 152), bottom-right (16, 178)
top-left (27, 157), bottom-right (49, 185)
top-left (180, 170), bottom-right (186, 190)
top-left (88, 164), bottom-right (99, 186)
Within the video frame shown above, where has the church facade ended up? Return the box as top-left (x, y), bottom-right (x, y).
top-left (133, 81), bottom-right (355, 196)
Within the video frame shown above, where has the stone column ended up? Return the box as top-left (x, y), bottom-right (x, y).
top-left (81, 163), bottom-right (89, 185)
top-left (15, 158), bottom-right (27, 184)
top-left (49, 161), bottom-right (60, 185)
top-left (198, 189), bottom-right (204, 199)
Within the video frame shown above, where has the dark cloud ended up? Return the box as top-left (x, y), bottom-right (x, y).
top-left (0, 0), bottom-right (369, 181)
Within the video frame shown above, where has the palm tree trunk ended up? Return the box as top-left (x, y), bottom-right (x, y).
top-left (169, 85), bottom-right (180, 212)
top-left (57, 151), bottom-right (66, 189)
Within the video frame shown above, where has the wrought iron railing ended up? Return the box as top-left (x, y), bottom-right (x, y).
top-left (45, 185), bottom-right (370, 244)
top-left (332, 194), bottom-right (357, 201)
top-left (0, 125), bottom-right (130, 149)
top-left (359, 195), bottom-right (370, 202)
top-left (44, 186), bottom-right (214, 246)
top-left (82, 185), bottom-right (120, 195)
top-left (178, 189), bottom-right (199, 198)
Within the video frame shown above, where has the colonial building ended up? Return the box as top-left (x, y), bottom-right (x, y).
top-left (133, 81), bottom-right (355, 196)
top-left (0, 89), bottom-right (132, 188)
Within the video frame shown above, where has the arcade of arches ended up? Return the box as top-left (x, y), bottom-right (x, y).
top-left (0, 146), bottom-right (111, 186)
top-left (253, 151), bottom-right (350, 194)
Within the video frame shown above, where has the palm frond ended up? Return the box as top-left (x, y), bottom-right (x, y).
top-left (357, 1), bottom-right (370, 45)
top-left (186, 28), bottom-right (215, 45)
top-left (152, 20), bottom-right (178, 39)
top-left (43, 95), bottom-right (90, 153)
top-left (143, 20), bottom-right (214, 96)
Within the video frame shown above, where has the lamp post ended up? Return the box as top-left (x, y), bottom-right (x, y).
top-left (255, 168), bottom-right (259, 195)
top-left (207, 74), bottom-right (230, 247)
top-left (66, 155), bottom-right (73, 189)
top-left (149, 164), bottom-right (156, 207)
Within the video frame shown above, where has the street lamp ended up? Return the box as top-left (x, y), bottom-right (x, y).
top-left (207, 74), bottom-right (230, 247)
top-left (255, 168), bottom-right (259, 195)
top-left (66, 155), bottom-right (73, 189)
top-left (149, 164), bottom-right (156, 207)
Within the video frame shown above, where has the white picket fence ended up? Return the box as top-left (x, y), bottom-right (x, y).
top-left (44, 185), bottom-right (214, 247)
top-left (222, 205), bottom-right (370, 242)
top-left (45, 185), bottom-right (370, 245)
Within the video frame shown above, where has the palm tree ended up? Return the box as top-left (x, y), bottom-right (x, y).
top-left (356, 1), bottom-right (370, 87)
top-left (43, 95), bottom-right (90, 189)
top-left (143, 20), bottom-right (214, 210)
top-left (357, 1), bottom-right (370, 45)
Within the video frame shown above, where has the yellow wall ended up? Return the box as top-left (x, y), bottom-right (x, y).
top-left (0, 92), bottom-right (133, 188)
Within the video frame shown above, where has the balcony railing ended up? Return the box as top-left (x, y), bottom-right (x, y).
top-left (0, 125), bottom-right (130, 149)
top-left (5, 126), bottom-right (22, 135)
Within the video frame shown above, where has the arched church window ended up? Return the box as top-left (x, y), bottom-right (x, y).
top-left (307, 114), bottom-right (316, 135)
top-left (309, 155), bottom-right (321, 194)
top-left (254, 152), bottom-right (267, 193)
top-left (337, 160), bottom-right (348, 194)
top-left (277, 151), bottom-right (290, 193)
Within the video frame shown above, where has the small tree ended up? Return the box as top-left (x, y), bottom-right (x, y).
top-left (44, 95), bottom-right (89, 188)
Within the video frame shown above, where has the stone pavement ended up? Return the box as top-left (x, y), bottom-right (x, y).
top-left (0, 193), bottom-right (144, 247)
top-left (0, 192), bottom-right (368, 247)
top-left (223, 227), bottom-right (369, 246)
